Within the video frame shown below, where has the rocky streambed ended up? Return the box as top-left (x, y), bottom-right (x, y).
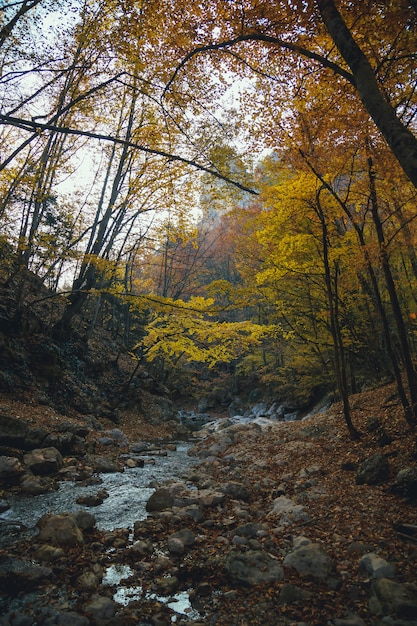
top-left (1, 399), bottom-right (417, 625)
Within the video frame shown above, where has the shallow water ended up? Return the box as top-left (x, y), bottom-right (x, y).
top-left (0, 443), bottom-right (195, 537)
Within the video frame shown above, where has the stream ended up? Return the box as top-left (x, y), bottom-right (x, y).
top-left (0, 442), bottom-right (195, 538)
top-left (0, 441), bottom-right (202, 620)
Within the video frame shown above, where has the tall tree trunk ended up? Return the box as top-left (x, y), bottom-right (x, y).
top-left (367, 156), bottom-right (417, 424)
top-left (316, 192), bottom-right (360, 439)
top-left (317, 0), bottom-right (417, 189)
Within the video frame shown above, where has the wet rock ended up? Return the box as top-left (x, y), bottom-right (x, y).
top-left (84, 455), bottom-right (123, 473)
top-left (283, 542), bottom-right (337, 585)
top-left (130, 442), bottom-right (149, 453)
top-left (0, 498), bottom-right (9, 513)
top-left (21, 474), bottom-right (57, 494)
top-left (225, 549), bottom-right (284, 586)
top-left (76, 489), bottom-right (109, 506)
top-left (0, 456), bottom-right (25, 485)
top-left (270, 495), bottom-right (310, 525)
top-left (0, 557), bottom-right (52, 591)
top-left (359, 552), bottom-right (396, 579)
top-left (23, 446), bottom-right (63, 475)
top-left (369, 578), bottom-right (417, 618)
top-left (37, 512), bottom-right (84, 547)
top-left (73, 509), bottom-right (96, 531)
top-left (84, 594), bottom-right (117, 619)
top-left (33, 544), bottom-right (65, 562)
top-left (146, 488), bottom-right (174, 512)
top-left (355, 453), bottom-right (390, 485)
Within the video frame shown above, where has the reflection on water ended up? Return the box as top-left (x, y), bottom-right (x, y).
top-left (103, 563), bottom-right (200, 619)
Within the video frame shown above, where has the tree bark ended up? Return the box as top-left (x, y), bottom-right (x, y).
top-left (316, 0), bottom-right (417, 189)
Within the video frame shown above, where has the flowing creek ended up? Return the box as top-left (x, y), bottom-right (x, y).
top-left (0, 441), bottom-right (201, 620)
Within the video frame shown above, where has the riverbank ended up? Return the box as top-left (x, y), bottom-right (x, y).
top-left (1, 382), bottom-right (417, 625)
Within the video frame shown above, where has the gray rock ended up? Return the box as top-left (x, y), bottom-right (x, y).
top-left (278, 583), bottom-right (313, 605)
top-left (176, 503), bottom-right (204, 523)
top-left (167, 536), bottom-right (185, 555)
top-left (271, 495), bottom-right (310, 524)
top-left (146, 488), bottom-right (174, 512)
top-left (37, 513), bottom-right (84, 547)
top-left (369, 578), bottom-right (417, 618)
top-left (0, 611), bottom-right (36, 626)
top-left (74, 509), bottom-right (96, 530)
top-left (0, 456), bottom-right (25, 485)
top-left (222, 481), bottom-right (250, 501)
top-left (23, 446), bottom-right (63, 475)
top-left (283, 542), bottom-right (336, 583)
top-left (0, 557), bottom-right (52, 591)
top-left (21, 474), bottom-right (56, 495)
top-left (84, 594), bottom-right (117, 619)
top-left (169, 528), bottom-right (196, 546)
top-left (99, 428), bottom-right (128, 446)
top-left (360, 552), bottom-right (396, 579)
top-left (0, 413), bottom-right (28, 447)
top-left (24, 426), bottom-right (48, 449)
top-left (333, 611), bottom-right (366, 626)
top-left (232, 523), bottom-right (262, 539)
top-left (355, 453), bottom-right (390, 485)
top-left (43, 431), bottom-right (74, 453)
top-left (394, 467), bottom-right (417, 498)
top-left (225, 549), bottom-right (284, 586)
top-left (54, 611), bottom-right (90, 626)
top-left (84, 455), bottom-right (122, 473)
top-left (76, 490), bottom-right (108, 506)
top-left (0, 498), bottom-right (9, 513)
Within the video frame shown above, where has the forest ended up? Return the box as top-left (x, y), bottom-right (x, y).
top-left (1, 0), bottom-right (417, 438)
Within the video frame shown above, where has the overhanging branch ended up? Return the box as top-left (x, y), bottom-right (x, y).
top-left (164, 33), bottom-right (355, 94)
top-left (0, 113), bottom-right (258, 195)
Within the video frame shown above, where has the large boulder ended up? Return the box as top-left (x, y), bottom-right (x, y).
top-left (146, 488), bottom-right (174, 512)
top-left (283, 541), bottom-right (337, 585)
top-left (0, 455), bottom-right (25, 485)
top-left (355, 453), bottom-right (390, 485)
top-left (393, 467), bottom-right (417, 498)
top-left (369, 578), bottom-right (417, 618)
top-left (0, 557), bottom-right (52, 592)
top-left (23, 446), bottom-right (63, 475)
top-left (225, 550), bottom-right (284, 586)
top-left (37, 513), bottom-right (84, 547)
